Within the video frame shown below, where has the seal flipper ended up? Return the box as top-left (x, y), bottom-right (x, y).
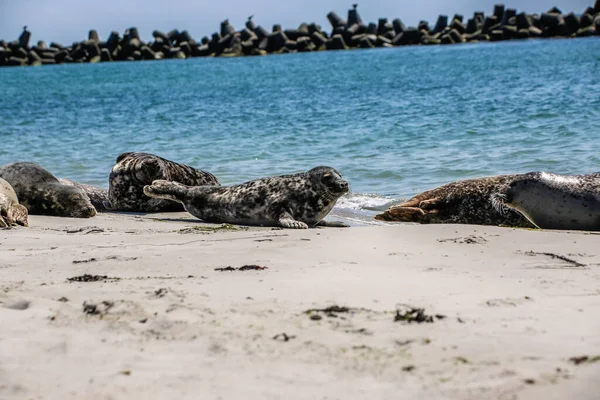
top-left (418, 198), bottom-right (444, 210)
top-left (278, 211), bottom-right (308, 229)
top-left (316, 220), bottom-right (350, 228)
top-left (375, 206), bottom-right (429, 223)
top-left (143, 180), bottom-right (189, 204)
top-left (7, 204), bottom-right (28, 227)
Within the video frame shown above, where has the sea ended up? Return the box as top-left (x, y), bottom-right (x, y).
top-left (1, 38), bottom-right (599, 225)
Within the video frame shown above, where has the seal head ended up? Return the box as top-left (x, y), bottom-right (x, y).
top-left (58, 178), bottom-right (109, 212)
top-left (0, 162), bottom-right (96, 218)
top-left (495, 171), bottom-right (600, 231)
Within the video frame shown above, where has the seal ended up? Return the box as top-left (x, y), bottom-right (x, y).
top-left (493, 171), bottom-right (600, 231)
top-left (142, 166), bottom-right (349, 228)
top-left (0, 177), bottom-right (28, 228)
top-left (58, 178), bottom-right (109, 212)
top-left (0, 162), bottom-right (97, 218)
top-left (375, 174), bottom-right (535, 228)
top-left (107, 152), bottom-right (220, 212)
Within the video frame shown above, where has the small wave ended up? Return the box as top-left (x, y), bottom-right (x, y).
top-left (335, 192), bottom-right (400, 212)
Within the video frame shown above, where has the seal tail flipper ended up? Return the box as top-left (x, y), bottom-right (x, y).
top-left (374, 206), bottom-right (427, 222)
top-left (143, 180), bottom-right (189, 204)
top-left (316, 220), bottom-right (350, 228)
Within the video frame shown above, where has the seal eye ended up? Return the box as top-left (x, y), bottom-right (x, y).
top-left (322, 173), bottom-right (333, 184)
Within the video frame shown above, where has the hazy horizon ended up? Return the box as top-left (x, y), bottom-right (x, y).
top-left (0, 0), bottom-right (592, 45)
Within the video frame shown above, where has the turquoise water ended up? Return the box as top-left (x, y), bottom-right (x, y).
top-left (1, 38), bottom-right (600, 221)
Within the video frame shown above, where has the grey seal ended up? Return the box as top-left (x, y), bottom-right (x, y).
top-left (58, 178), bottom-right (109, 212)
top-left (494, 171), bottom-right (600, 231)
top-left (106, 152), bottom-right (220, 212)
top-left (0, 177), bottom-right (28, 227)
top-left (143, 166), bottom-right (349, 228)
top-left (375, 174), bottom-right (534, 228)
top-left (0, 162), bottom-right (96, 218)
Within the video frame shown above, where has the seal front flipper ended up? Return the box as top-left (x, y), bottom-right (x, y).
top-left (278, 212), bottom-right (309, 229)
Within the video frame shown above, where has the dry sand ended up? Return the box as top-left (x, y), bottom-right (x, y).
top-left (1, 212), bottom-right (599, 399)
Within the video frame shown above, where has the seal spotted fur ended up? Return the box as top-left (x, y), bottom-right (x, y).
top-left (0, 177), bottom-right (28, 227)
top-left (375, 175), bottom-right (534, 228)
top-left (143, 166), bottom-right (349, 228)
top-left (58, 178), bottom-right (109, 212)
top-left (0, 162), bottom-right (96, 218)
top-left (107, 152), bottom-right (220, 212)
top-left (494, 171), bottom-right (600, 231)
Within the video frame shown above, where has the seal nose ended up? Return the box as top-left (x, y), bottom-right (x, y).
top-left (340, 181), bottom-right (349, 191)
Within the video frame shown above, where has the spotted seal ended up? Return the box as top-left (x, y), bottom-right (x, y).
top-left (0, 178), bottom-right (28, 227)
top-left (375, 174), bottom-right (534, 228)
top-left (143, 166), bottom-right (349, 228)
top-left (106, 152), bottom-right (220, 212)
top-left (493, 171), bottom-right (600, 231)
top-left (58, 178), bottom-right (109, 212)
top-left (0, 162), bottom-right (96, 218)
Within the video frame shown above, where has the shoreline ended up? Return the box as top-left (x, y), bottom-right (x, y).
top-left (1, 2), bottom-right (599, 68)
top-left (1, 213), bottom-right (599, 398)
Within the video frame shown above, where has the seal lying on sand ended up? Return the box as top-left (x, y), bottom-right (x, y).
top-left (0, 162), bottom-right (96, 218)
top-left (375, 175), bottom-right (534, 228)
top-left (107, 152), bottom-right (220, 212)
top-left (0, 177), bottom-right (28, 227)
top-left (143, 166), bottom-right (349, 228)
top-left (494, 172), bottom-right (600, 231)
top-left (58, 178), bottom-right (109, 212)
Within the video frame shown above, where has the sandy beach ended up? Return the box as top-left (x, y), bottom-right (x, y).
top-left (1, 213), bottom-right (599, 399)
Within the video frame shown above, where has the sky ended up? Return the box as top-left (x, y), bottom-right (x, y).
top-left (0, 0), bottom-right (593, 45)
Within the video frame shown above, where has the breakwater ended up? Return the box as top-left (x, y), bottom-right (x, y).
top-left (0, 2), bottom-right (599, 67)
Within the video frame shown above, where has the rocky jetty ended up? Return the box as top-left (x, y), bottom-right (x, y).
top-left (1, 2), bottom-right (599, 67)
